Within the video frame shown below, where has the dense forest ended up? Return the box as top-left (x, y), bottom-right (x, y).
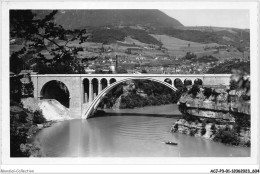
top-left (90, 27), bottom-right (162, 45)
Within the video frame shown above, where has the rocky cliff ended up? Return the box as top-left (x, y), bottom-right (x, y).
top-left (173, 73), bottom-right (250, 146)
top-left (171, 119), bottom-right (250, 146)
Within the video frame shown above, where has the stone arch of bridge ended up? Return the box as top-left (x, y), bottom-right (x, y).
top-left (83, 77), bottom-right (178, 119)
top-left (40, 80), bottom-right (70, 108)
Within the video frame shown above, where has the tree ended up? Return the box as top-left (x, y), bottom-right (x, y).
top-left (188, 84), bottom-right (200, 97)
top-left (10, 76), bottom-right (22, 103)
top-left (184, 79), bottom-right (192, 86)
top-left (116, 67), bottom-right (128, 74)
top-left (10, 10), bottom-right (88, 74)
top-left (10, 49), bottom-right (27, 74)
top-left (183, 52), bottom-right (197, 60)
top-left (141, 69), bottom-right (147, 73)
top-left (194, 78), bottom-right (203, 86)
top-left (174, 79), bottom-right (184, 89)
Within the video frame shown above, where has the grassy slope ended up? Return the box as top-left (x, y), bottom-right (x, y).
top-left (151, 34), bottom-right (218, 50)
top-left (150, 34), bottom-right (247, 60)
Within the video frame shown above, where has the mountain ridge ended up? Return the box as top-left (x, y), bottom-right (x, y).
top-left (37, 10), bottom-right (184, 30)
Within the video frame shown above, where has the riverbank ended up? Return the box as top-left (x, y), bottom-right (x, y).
top-left (10, 98), bottom-right (72, 157)
top-left (171, 119), bottom-right (250, 147)
top-left (94, 104), bottom-right (182, 118)
top-left (10, 100), bottom-right (47, 157)
top-left (19, 121), bottom-right (57, 157)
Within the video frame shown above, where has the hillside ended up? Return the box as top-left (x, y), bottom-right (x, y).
top-left (89, 28), bottom-right (162, 45)
top-left (151, 34), bottom-right (218, 50)
top-left (207, 61), bottom-right (250, 74)
top-left (34, 10), bottom-right (183, 30)
top-left (153, 27), bottom-right (250, 50)
top-left (32, 10), bottom-right (249, 49)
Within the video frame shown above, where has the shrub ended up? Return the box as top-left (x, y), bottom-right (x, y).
top-left (183, 52), bottom-right (197, 60)
top-left (202, 120), bottom-right (206, 127)
top-left (211, 90), bottom-right (220, 100)
top-left (183, 114), bottom-right (199, 122)
top-left (241, 94), bottom-right (250, 101)
top-left (201, 127), bottom-right (206, 136)
top-left (172, 123), bottom-right (179, 132)
top-left (229, 79), bottom-right (238, 90)
top-left (213, 128), bottom-right (240, 145)
top-left (245, 140), bottom-right (250, 147)
top-left (188, 85), bottom-right (200, 97)
top-left (174, 79), bottom-right (184, 89)
top-left (233, 124), bottom-right (241, 134)
top-left (203, 87), bottom-right (213, 98)
top-left (194, 78), bottom-right (203, 86)
top-left (11, 111), bottom-right (28, 123)
top-left (211, 123), bottom-right (216, 134)
top-left (232, 112), bottom-right (250, 128)
top-left (10, 124), bottom-right (29, 157)
top-left (10, 76), bottom-right (22, 103)
top-left (33, 110), bottom-right (46, 124)
top-left (184, 79), bottom-right (192, 86)
top-left (10, 110), bottom-right (30, 157)
top-left (190, 129), bottom-right (197, 136)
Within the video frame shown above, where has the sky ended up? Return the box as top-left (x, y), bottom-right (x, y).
top-left (161, 9), bottom-right (249, 29)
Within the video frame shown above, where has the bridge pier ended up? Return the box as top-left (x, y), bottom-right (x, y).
top-left (98, 81), bottom-right (102, 96)
top-left (89, 81), bottom-right (94, 103)
top-left (81, 80), bottom-right (84, 104)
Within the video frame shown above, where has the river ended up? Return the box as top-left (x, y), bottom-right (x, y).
top-left (33, 104), bottom-right (250, 157)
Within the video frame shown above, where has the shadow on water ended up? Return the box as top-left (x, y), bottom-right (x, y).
top-left (91, 109), bottom-right (182, 118)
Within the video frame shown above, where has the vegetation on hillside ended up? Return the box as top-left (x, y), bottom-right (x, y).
top-left (99, 80), bottom-right (183, 109)
top-left (89, 27), bottom-right (162, 45)
top-left (160, 28), bottom-right (219, 44)
top-left (183, 52), bottom-right (219, 63)
top-left (10, 75), bottom-right (47, 157)
top-left (122, 28), bottom-right (162, 46)
top-left (154, 27), bottom-right (249, 50)
top-left (207, 60), bottom-right (250, 74)
top-left (10, 101), bottom-right (46, 157)
top-left (90, 28), bottom-right (126, 44)
top-left (183, 52), bottom-right (197, 60)
top-left (195, 55), bottom-right (218, 63)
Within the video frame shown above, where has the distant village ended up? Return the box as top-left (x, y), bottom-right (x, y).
top-left (10, 34), bottom-right (250, 75)
top-left (71, 43), bottom-right (250, 74)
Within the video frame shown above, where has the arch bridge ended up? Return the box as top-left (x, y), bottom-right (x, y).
top-left (31, 74), bottom-right (231, 119)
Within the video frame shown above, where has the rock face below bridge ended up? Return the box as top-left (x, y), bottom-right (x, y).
top-left (22, 98), bottom-right (71, 121)
top-left (38, 99), bottom-right (72, 121)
